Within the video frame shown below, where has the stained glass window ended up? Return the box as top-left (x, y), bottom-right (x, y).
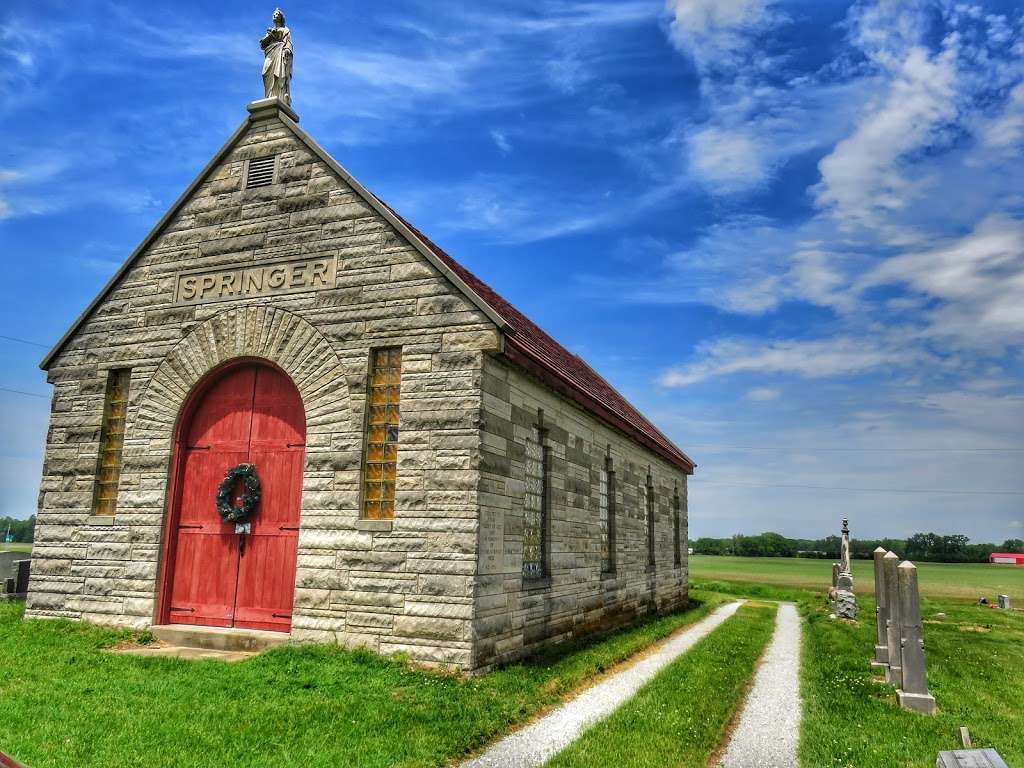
top-left (363, 347), bottom-right (401, 520)
top-left (92, 369), bottom-right (131, 517)
top-left (523, 425), bottom-right (546, 580)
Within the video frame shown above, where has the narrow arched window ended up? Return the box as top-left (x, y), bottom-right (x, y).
top-left (673, 483), bottom-right (682, 568)
top-left (91, 369), bottom-right (131, 517)
top-left (363, 347), bottom-right (401, 519)
top-left (646, 470), bottom-right (655, 569)
top-left (523, 409), bottom-right (548, 580)
top-left (599, 447), bottom-right (616, 573)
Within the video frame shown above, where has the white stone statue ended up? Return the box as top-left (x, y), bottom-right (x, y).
top-left (835, 518), bottom-right (858, 619)
top-left (261, 8), bottom-right (293, 105)
top-left (840, 518), bottom-right (851, 573)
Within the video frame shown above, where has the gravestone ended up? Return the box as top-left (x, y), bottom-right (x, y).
top-left (997, 594), bottom-right (1010, 610)
top-left (936, 749), bottom-right (1009, 768)
top-left (897, 561), bottom-right (936, 714)
top-left (13, 560), bottom-right (30, 597)
top-left (883, 551), bottom-right (903, 687)
top-left (834, 519), bottom-right (858, 619)
top-left (872, 546), bottom-right (888, 667)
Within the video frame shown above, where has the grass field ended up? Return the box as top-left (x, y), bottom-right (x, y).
top-left (547, 603), bottom-right (776, 768)
top-left (800, 594), bottom-right (1024, 767)
top-left (687, 555), bottom-right (1024, 766)
top-left (0, 543), bottom-right (31, 553)
top-left (0, 593), bottom-right (728, 768)
top-left (690, 554), bottom-right (1024, 603)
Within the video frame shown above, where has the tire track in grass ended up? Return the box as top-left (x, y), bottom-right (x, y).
top-left (460, 602), bottom-right (744, 768)
top-left (718, 603), bottom-right (801, 768)
top-left (543, 603), bottom-right (777, 768)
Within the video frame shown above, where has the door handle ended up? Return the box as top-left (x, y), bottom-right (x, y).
top-left (279, 526), bottom-right (299, 532)
top-left (179, 524), bottom-right (203, 530)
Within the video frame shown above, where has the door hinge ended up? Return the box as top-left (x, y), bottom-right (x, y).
top-left (272, 613), bottom-right (292, 619)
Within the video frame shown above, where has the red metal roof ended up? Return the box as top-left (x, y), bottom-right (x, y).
top-left (990, 553), bottom-right (1024, 562)
top-left (379, 200), bottom-right (695, 474)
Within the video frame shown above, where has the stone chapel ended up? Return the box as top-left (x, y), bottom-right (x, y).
top-left (26, 14), bottom-right (695, 671)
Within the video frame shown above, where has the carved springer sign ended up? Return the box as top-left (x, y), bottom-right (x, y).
top-left (173, 255), bottom-right (337, 305)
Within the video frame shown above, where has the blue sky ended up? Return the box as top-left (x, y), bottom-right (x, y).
top-left (1, 0), bottom-right (1022, 541)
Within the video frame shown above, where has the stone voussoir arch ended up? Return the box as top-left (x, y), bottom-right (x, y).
top-left (132, 305), bottom-right (353, 446)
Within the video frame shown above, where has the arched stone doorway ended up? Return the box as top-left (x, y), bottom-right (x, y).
top-left (159, 360), bottom-right (306, 632)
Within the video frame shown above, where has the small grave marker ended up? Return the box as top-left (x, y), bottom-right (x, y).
top-left (936, 748), bottom-right (1009, 768)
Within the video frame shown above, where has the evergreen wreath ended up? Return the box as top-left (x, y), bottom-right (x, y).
top-left (216, 463), bottom-right (261, 524)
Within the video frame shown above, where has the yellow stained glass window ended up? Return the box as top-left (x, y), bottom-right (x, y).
top-left (91, 369), bottom-right (131, 517)
top-left (363, 348), bottom-right (401, 519)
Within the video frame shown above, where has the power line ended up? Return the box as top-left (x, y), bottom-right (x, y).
top-left (686, 444), bottom-right (1024, 453)
top-left (0, 387), bottom-right (48, 399)
top-left (0, 334), bottom-right (48, 349)
top-left (697, 480), bottom-right (1024, 497)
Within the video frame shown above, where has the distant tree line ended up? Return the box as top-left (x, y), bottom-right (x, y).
top-left (1, 515), bottom-right (35, 543)
top-left (692, 531), bottom-right (1024, 563)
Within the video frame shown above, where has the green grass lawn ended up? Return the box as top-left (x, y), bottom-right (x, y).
top-left (801, 594), bottom-right (1024, 767)
top-left (0, 543), bottom-right (32, 553)
top-left (690, 554), bottom-right (1024, 603)
top-left (0, 593), bottom-right (727, 768)
top-left (688, 555), bottom-right (1024, 766)
top-left (545, 603), bottom-right (777, 768)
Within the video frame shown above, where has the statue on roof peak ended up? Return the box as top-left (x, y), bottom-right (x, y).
top-left (260, 8), bottom-right (293, 106)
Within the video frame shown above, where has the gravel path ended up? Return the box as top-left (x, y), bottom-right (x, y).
top-left (459, 600), bottom-right (743, 768)
top-left (719, 602), bottom-right (802, 768)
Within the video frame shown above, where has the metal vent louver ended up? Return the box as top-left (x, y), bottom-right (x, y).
top-left (246, 156), bottom-right (277, 188)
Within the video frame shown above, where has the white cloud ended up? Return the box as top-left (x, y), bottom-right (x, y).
top-left (1009, 520), bottom-right (1023, 530)
top-left (745, 387), bottom-right (780, 402)
top-left (686, 126), bottom-right (768, 192)
top-left (665, 0), bottom-right (775, 67)
top-left (658, 336), bottom-right (925, 387)
top-left (979, 82), bottom-right (1024, 151)
top-left (815, 43), bottom-right (960, 229)
top-left (491, 129), bottom-right (512, 155)
top-left (859, 214), bottom-right (1024, 345)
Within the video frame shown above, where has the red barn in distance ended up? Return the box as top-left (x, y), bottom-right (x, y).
top-left (989, 553), bottom-right (1024, 565)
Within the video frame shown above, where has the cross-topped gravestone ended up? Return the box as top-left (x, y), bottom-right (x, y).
top-left (834, 518), bottom-right (858, 619)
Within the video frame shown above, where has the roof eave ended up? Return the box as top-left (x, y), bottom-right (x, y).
top-left (502, 341), bottom-right (696, 474)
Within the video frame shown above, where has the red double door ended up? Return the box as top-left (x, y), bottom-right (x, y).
top-left (165, 364), bottom-right (305, 632)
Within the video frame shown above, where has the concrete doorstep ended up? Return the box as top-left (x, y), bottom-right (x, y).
top-left (107, 623), bottom-right (288, 662)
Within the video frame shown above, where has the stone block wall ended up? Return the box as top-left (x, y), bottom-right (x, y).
top-left (473, 355), bottom-right (689, 669)
top-left (27, 107), bottom-right (499, 668)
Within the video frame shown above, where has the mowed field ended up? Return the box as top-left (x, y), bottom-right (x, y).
top-left (0, 543), bottom-right (32, 553)
top-left (689, 554), bottom-right (1024, 603)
